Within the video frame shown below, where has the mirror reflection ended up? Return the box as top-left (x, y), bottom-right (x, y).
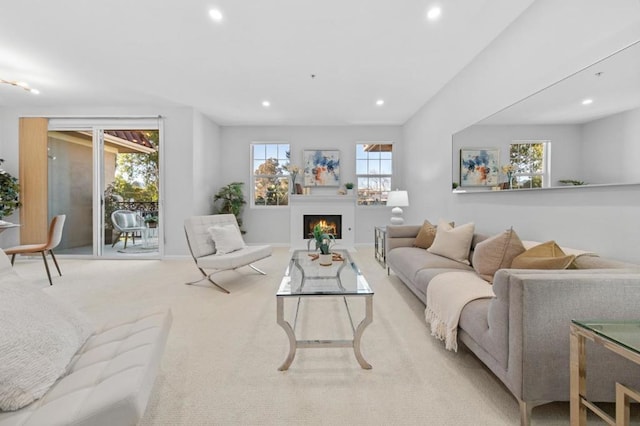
top-left (452, 40), bottom-right (640, 192)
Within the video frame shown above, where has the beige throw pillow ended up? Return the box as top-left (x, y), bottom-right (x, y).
top-left (413, 220), bottom-right (437, 249)
top-left (511, 240), bottom-right (575, 270)
top-left (472, 228), bottom-right (525, 282)
top-left (208, 224), bottom-right (246, 254)
top-left (427, 221), bottom-right (475, 265)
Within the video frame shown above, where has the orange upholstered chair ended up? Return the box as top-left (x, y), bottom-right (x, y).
top-left (4, 215), bottom-right (66, 285)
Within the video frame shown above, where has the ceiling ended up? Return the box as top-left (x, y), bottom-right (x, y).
top-left (481, 40), bottom-right (640, 126)
top-left (0, 1), bottom-right (533, 126)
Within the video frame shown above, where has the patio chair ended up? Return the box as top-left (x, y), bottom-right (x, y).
top-left (111, 210), bottom-right (146, 249)
top-left (4, 214), bottom-right (66, 285)
top-left (184, 214), bottom-right (272, 293)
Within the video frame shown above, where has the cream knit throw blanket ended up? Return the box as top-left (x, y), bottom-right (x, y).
top-left (424, 271), bottom-right (495, 352)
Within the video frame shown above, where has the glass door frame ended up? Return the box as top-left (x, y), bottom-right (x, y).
top-left (48, 118), bottom-right (164, 258)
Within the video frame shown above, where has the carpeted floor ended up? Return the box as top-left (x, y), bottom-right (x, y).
top-left (12, 247), bottom-right (611, 425)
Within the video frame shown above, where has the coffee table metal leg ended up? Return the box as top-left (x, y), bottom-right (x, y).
top-left (353, 295), bottom-right (373, 370)
top-left (277, 296), bottom-right (297, 371)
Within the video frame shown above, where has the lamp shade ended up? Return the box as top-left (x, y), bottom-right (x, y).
top-left (387, 190), bottom-right (409, 207)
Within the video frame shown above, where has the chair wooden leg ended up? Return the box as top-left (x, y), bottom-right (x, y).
top-left (49, 250), bottom-right (62, 276)
top-left (124, 233), bottom-right (129, 249)
top-left (10, 254), bottom-right (16, 265)
top-left (41, 251), bottom-right (53, 286)
top-left (111, 232), bottom-right (121, 247)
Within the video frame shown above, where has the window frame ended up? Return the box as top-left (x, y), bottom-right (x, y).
top-left (250, 142), bottom-right (291, 208)
top-left (355, 142), bottom-right (394, 206)
top-left (509, 140), bottom-right (551, 189)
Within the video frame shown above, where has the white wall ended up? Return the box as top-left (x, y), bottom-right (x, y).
top-left (0, 105), bottom-right (218, 256)
top-left (581, 107), bottom-right (640, 183)
top-left (403, 0), bottom-right (640, 262)
top-left (219, 125), bottom-right (402, 246)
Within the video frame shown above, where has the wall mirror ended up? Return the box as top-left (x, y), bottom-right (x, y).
top-left (452, 40), bottom-right (640, 192)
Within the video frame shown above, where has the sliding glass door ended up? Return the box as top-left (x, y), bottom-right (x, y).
top-left (47, 119), bottom-right (162, 258)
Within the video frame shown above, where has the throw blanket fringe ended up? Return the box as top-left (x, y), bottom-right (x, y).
top-left (424, 271), bottom-right (495, 352)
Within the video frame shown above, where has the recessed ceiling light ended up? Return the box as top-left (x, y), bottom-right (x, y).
top-left (0, 78), bottom-right (39, 94)
top-left (427, 6), bottom-right (442, 21)
top-left (375, 99), bottom-right (385, 106)
top-left (262, 100), bottom-right (271, 108)
top-left (209, 8), bottom-right (223, 22)
top-left (582, 98), bottom-right (593, 105)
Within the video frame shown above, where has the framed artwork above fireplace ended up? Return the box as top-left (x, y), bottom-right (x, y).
top-left (303, 149), bottom-right (340, 187)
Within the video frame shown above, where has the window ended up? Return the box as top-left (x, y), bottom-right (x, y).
top-left (251, 143), bottom-right (290, 206)
top-left (356, 143), bottom-right (393, 205)
top-left (509, 141), bottom-right (550, 189)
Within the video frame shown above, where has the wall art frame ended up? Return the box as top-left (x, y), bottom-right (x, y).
top-left (460, 147), bottom-right (500, 186)
top-left (303, 149), bottom-right (341, 187)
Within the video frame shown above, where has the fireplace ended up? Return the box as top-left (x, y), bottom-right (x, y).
top-left (303, 214), bottom-right (342, 239)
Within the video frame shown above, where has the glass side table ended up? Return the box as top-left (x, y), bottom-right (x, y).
top-left (570, 320), bottom-right (640, 425)
top-left (374, 226), bottom-right (386, 270)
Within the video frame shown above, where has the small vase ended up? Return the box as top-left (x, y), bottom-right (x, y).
top-left (319, 253), bottom-right (333, 266)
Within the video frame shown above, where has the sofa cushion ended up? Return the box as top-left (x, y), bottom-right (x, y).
top-left (208, 224), bottom-right (246, 254)
top-left (511, 240), bottom-right (575, 270)
top-left (472, 228), bottom-right (525, 282)
top-left (197, 245), bottom-right (272, 270)
top-left (427, 221), bottom-right (475, 265)
top-left (0, 275), bottom-right (94, 411)
top-left (0, 307), bottom-right (173, 426)
top-left (413, 220), bottom-right (437, 249)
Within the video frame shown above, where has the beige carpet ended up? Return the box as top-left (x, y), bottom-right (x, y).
top-left (12, 248), bottom-right (591, 425)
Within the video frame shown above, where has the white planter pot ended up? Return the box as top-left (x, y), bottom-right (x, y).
top-left (319, 253), bottom-right (333, 266)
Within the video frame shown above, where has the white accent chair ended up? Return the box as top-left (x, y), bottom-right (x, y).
top-left (184, 214), bottom-right (272, 293)
top-left (111, 210), bottom-right (146, 249)
top-left (0, 248), bottom-right (172, 426)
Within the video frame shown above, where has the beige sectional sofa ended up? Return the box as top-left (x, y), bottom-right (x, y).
top-left (0, 249), bottom-right (172, 426)
top-left (386, 223), bottom-right (640, 425)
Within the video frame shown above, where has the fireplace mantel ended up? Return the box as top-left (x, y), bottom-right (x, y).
top-left (289, 195), bottom-right (355, 250)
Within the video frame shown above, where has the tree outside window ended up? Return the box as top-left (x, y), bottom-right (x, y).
top-left (356, 143), bottom-right (393, 205)
top-left (252, 143), bottom-right (290, 206)
top-left (509, 141), bottom-right (549, 189)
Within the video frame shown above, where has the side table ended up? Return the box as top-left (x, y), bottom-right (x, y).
top-left (374, 226), bottom-right (386, 270)
top-left (570, 320), bottom-right (640, 425)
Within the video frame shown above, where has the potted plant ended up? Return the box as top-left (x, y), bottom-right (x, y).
top-left (344, 182), bottom-right (354, 196)
top-left (0, 159), bottom-right (20, 220)
top-left (144, 214), bottom-right (158, 228)
top-left (312, 223), bottom-right (335, 266)
top-left (214, 182), bottom-right (246, 233)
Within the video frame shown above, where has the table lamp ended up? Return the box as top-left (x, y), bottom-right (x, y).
top-left (387, 189), bottom-right (409, 225)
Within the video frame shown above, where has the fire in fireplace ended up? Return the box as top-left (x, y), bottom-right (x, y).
top-left (303, 215), bottom-right (342, 239)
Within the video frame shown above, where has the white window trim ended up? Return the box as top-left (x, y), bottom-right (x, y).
top-left (250, 141), bottom-right (290, 208)
top-left (510, 140), bottom-right (551, 188)
top-left (355, 141), bottom-right (394, 206)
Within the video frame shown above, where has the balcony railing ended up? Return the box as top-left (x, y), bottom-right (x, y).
top-left (114, 201), bottom-right (158, 216)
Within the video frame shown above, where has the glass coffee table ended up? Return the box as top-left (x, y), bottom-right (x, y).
top-left (276, 249), bottom-right (373, 371)
top-left (570, 320), bottom-right (640, 425)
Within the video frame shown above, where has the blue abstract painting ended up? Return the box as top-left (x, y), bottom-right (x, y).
top-left (460, 148), bottom-right (499, 186)
top-left (303, 150), bottom-right (340, 186)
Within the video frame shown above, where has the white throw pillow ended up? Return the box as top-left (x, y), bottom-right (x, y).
top-left (427, 220), bottom-right (476, 265)
top-left (208, 224), bottom-right (246, 254)
top-left (0, 274), bottom-right (94, 411)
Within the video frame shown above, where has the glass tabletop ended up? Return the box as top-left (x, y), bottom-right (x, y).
top-left (572, 319), bottom-right (640, 355)
top-left (277, 249), bottom-right (373, 296)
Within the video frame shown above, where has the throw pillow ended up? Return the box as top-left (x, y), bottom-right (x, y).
top-left (413, 220), bottom-right (437, 249)
top-left (208, 224), bottom-right (246, 254)
top-left (511, 240), bottom-right (575, 270)
top-left (0, 275), bottom-right (94, 411)
top-left (472, 228), bottom-right (526, 282)
top-left (427, 221), bottom-right (475, 265)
